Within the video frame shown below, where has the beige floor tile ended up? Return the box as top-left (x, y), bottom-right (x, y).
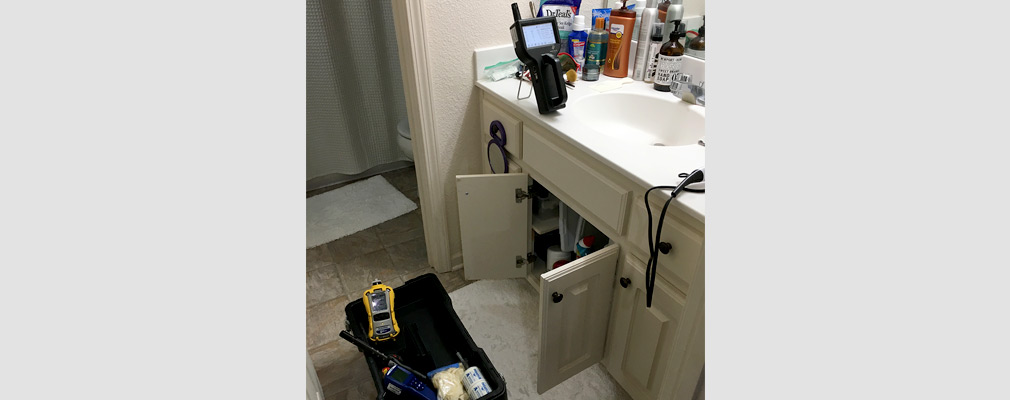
top-left (307, 244), bottom-right (335, 272)
top-left (386, 237), bottom-right (429, 277)
top-left (309, 340), bottom-right (364, 389)
top-left (336, 249), bottom-right (406, 297)
top-left (328, 227), bottom-right (384, 263)
top-left (307, 295), bottom-right (350, 351)
top-left (382, 167), bottom-right (417, 193)
top-left (307, 263), bottom-right (346, 308)
top-left (375, 209), bottom-right (424, 248)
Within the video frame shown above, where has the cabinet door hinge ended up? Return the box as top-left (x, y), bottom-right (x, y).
top-left (515, 253), bottom-right (535, 268)
top-left (515, 187), bottom-right (532, 203)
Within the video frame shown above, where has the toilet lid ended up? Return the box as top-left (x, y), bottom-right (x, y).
top-left (397, 118), bottom-right (411, 139)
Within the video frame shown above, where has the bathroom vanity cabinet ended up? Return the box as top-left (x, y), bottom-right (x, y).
top-left (453, 88), bottom-right (705, 400)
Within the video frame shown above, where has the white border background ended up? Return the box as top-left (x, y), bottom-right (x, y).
top-left (2, 0), bottom-right (1008, 398)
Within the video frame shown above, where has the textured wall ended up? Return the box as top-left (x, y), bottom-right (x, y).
top-left (420, 0), bottom-right (702, 264)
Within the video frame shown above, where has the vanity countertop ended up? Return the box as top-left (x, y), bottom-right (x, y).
top-left (475, 75), bottom-right (706, 221)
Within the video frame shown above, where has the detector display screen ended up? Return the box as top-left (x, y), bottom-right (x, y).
top-left (522, 23), bottom-right (556, 48)
top-left (370, 292), bottom-right (387, 310)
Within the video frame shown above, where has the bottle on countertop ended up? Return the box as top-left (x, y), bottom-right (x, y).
top-left (631, 0), bottom-right (658, 81)
top-left (568, 15), bottom-right (589, 74)
top-left (660, 0), bottom-right (683, 39)
top-left (583, 17), bottom-right (609, 81)
top-left (643, 21), bottom-right (664, 83)
top-left (603, 3), bottom-right (636, 78)
top-left (686, 17), bottom-right (704, 59)
top-left (657, 0), bottom-right (671, 23)
top-left (653, 21), bottom-right (685, 92)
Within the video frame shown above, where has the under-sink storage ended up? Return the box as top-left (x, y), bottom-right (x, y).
top-left (455, 172), bottom-right (620, 394)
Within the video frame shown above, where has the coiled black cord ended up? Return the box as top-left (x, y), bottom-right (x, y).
top-left (645, 169), bottom-right (705, 308)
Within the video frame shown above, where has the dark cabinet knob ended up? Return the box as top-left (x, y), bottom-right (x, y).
top-left (620, 277), bottom-right (631, 288)
top-left (658, 242), bottom-right (673, 254)
top-left (552, 292), bottom-right (563, 303)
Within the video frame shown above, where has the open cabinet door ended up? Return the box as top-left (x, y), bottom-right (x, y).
top-left (537, 243), bottom-right (620, 394)
top-left (456, 173), bottom-right (531, 280)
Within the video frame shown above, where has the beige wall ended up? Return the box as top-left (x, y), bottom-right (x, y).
top-left (420, 0), bottom-right (703, 266)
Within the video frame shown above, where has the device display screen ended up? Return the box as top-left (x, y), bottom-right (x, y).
top-left (389, 367), bottom-right (409, 382)
top-left (522, 23), bottom-right (555, 48)
top-left (372, 312), bottom-right (390, 322)
top-left (370, 293), bottom-right (387, 310)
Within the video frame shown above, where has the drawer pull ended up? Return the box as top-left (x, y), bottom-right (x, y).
top-left (658, 242), bottom-right (673, 254)
top-left (620, 277), bottom-right (631, 288)
top-left (552, 292), bottom-right (563, 303)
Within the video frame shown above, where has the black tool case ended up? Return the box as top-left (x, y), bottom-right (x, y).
top-left (344, 273), bottom-right (506, 400)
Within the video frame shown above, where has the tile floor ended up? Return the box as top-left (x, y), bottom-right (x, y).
top-left (307, 166), bottom-right (476, 400)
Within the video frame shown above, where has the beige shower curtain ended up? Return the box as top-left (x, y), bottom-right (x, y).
top-left (307, 0), bottom-right (408, 180)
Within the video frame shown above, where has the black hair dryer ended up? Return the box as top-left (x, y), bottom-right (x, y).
top-left (509, 3), bottom-right (567, 114)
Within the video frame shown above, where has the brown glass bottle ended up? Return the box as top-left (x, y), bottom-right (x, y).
top-left (687, 22), bottom-right (704, 59)
top-left (652, 25), bottom-right (685, 92)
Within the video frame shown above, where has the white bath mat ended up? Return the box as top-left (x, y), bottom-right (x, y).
top-left (448, 279), bottom-right (631, 399)
top-left (306, 175), bottom-right (417, 249)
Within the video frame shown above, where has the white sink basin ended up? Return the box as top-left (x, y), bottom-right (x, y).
top-left (570, 92), bottom-right (705, 147)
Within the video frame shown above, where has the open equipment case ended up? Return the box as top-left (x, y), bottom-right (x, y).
top-left (344, 273), bottom-right (507, 400)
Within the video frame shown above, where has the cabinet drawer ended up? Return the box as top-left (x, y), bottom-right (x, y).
top-left (626, 200), bottom-right (703, 291)
top-left (481, 100), bottom-right (523, 158)
top-left (522, 126), bottom-right (630, 235)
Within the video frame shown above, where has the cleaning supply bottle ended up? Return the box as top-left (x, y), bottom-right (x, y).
top-left (686, 17), bottom-right (704, 59)
top-left (631, 0), bottom-right (659, 80)
top-left (603, 3), bottom-right (636, 78)
top-left (643, 21), bottom-right (664, 83)
top-left (583, 17), bottom-right (608, 81)
top-left (653, 22), bottom-right (685, 92)
top-left (575, 236), bottom-right (596, 258)
top-left (568, 15), bottom-right (589, 75)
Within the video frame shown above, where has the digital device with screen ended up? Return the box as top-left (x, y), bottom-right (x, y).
top-left (509, 3), bottom-right (567, 114)
top-left (363, 280), bottom-right (399, 341)
top-left (382, 364), bottom-right (437, 400)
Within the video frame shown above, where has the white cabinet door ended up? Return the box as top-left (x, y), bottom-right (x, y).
top-left (536, 243), bottom-right (620, 394)
top-left (605, 254), bottom-right (686, 400)
top-left (455, 173), bottom-right (531, 280)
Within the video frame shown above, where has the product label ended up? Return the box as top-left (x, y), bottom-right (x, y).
top-left (644, 42), bottom-right (662, 82)
top-left (571, 40), bottom-right (586, 72)
top-left (610, 22), bottom-right (625, 36)
top-left (654, 54), bottom-right (683, 86)
top-left (541, 5), bottom-right (576, 32)
top-left (587, 41), bottom-right (605, 64)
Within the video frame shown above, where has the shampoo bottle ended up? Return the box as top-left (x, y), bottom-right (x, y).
top-left (568, 15), bottom-right (589, 74)
top-left (603, 3), bottom-right (636, 78)
top-left (583, 17), bottom-right (608, 81)
top-left (653, 22), bottom-right (685, 92)
top-left (631, 0), bottom-right (658, 80)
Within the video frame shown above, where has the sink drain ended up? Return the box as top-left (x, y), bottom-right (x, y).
top-left (652, 143), bottom-right (665, 147)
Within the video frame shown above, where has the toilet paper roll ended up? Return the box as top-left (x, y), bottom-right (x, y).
top-left (546, 245), bottom-right (571, 270)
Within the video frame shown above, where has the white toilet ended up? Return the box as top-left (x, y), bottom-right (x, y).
top-left (396, 117), bottom-right (413, 161)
